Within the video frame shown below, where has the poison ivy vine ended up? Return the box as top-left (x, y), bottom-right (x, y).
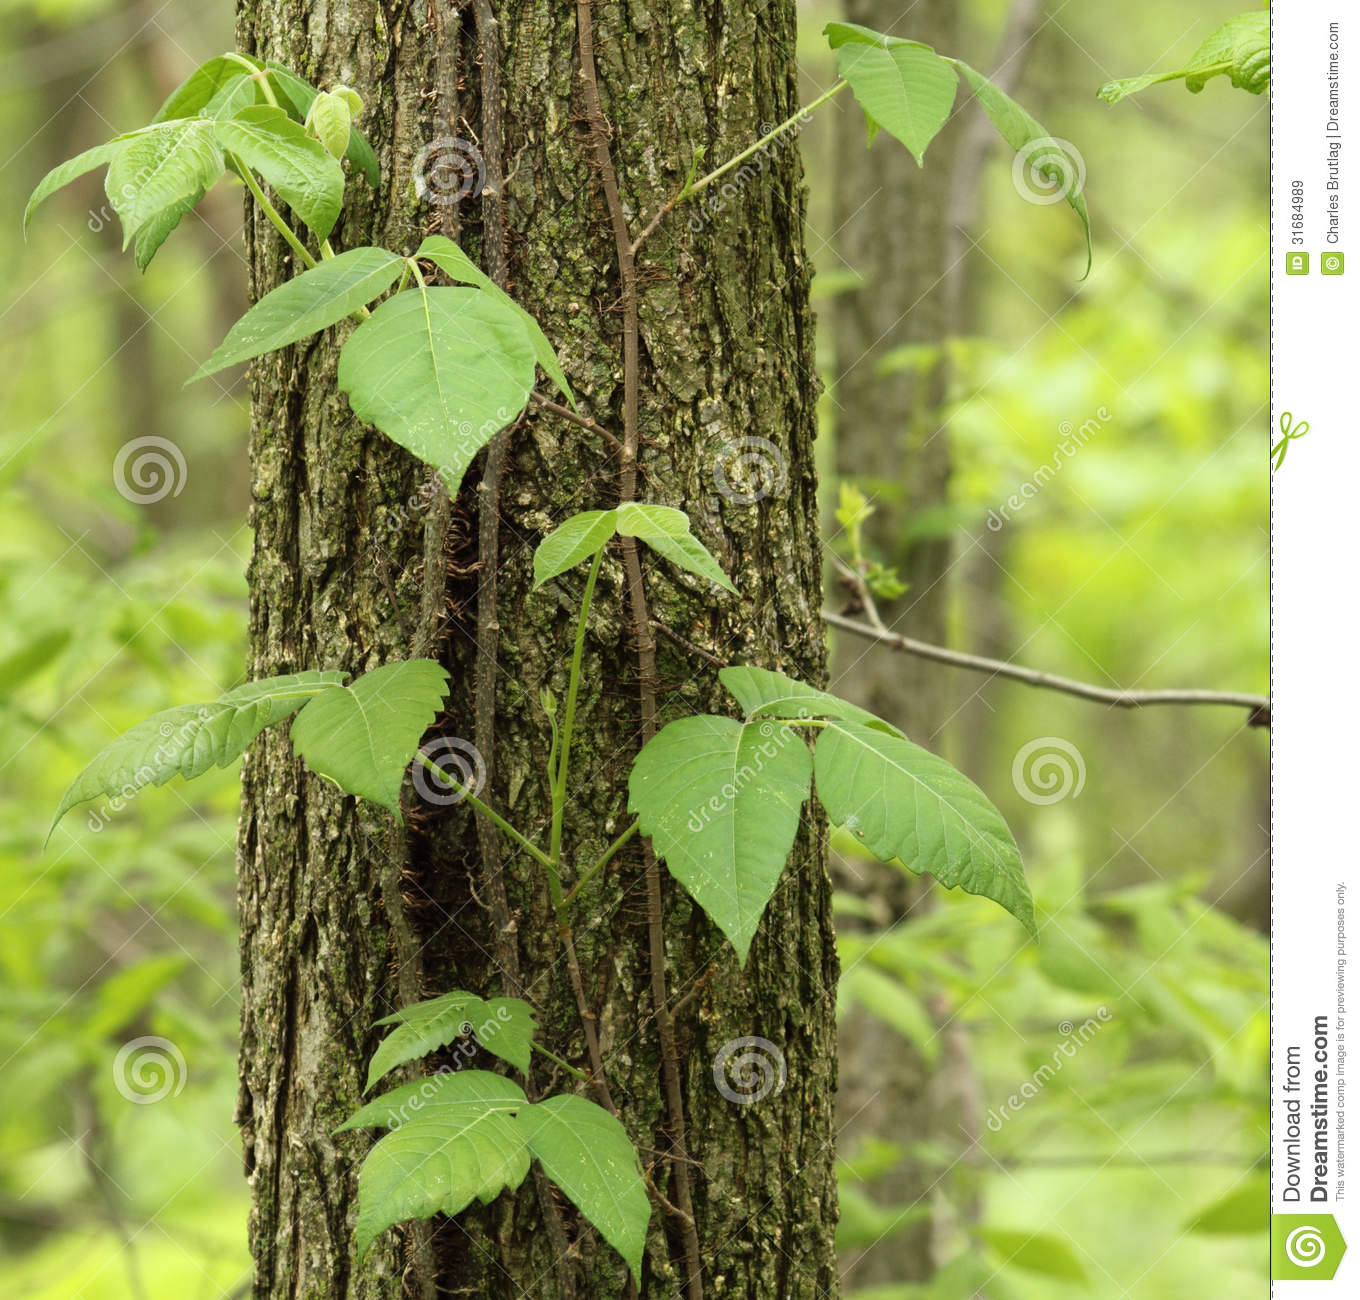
top-left (30, 26), bottom-right (1078, 1277)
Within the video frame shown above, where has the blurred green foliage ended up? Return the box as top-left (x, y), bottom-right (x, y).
top-left (2, 1), bottom-right (1266, 1296)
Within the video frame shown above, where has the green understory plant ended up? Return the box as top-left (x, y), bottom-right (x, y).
top-left (1099, 8), bottom-right (1270, 103)
top-left (31, 24), bottom-right (1075, 1277)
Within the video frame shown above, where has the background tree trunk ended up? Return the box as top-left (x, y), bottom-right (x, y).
top-left (827, 0), bottom-right (1042, 1287)
top-left (234, 2), bottom-right (837, 1297)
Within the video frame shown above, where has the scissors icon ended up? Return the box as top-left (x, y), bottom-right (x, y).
top-left (1271, 411), bottom-right (1309, 470)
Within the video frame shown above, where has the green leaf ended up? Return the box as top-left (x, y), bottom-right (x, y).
top-left (953, 61), bottom-right (1092, 277)
top-left (628, 714), bottom-right (812, 963)
top-left (24, 141), bottom-right (122, 235)
top-left (202, 73), bottom-right (265, 120)
top-left (416, 235), bottom-right (576, 408)
top-left (981, 1227), bottom-right (1088, 1281)
top-left (192, 246), bottom-right (405, 380)
top-left (343, 1071), bottom-right (531, 1260)
top-left (719, 666), bottom-right (903, 737)
top-left (531, 503), bottom-right (736, 592)
top-left (533, 509), bottom-right (619, 588)
top-left (307, 90), bottom-right (354, 160)
top-left (366, 992), bottom-right (537, 1090)
top-left (264, 61), bottom-right (381, 187)
top-left (615, 501), bottom-right (737, 593)
top-left (812, 719), bottom-right (1034, 933)
top-left (824, 25), bottom-right (959, 165)
top-left (336, 285), bottom-right (537, 494)
top-left (105, 122), bottom-right (224, 249)
top-left (152, 52), bottom-right (262, 122)
top-left (213, 105), bottom-right (345, 239)
top-left (50, 670), bottom-right (344, 836)
top-left (289, 659), bottom-right (450, 816)
top-left (133, 186), bottom-right (204, 271)
top-left (1185, 1174), bottom-right (1268, 1235)
top-left (1099, 12), bottom-right (1270, 103)
top-left (517, 1095), bottom-right (650, 1285)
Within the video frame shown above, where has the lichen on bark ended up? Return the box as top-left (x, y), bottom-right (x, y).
top-left (234, 3), bottom-right (838, 1295)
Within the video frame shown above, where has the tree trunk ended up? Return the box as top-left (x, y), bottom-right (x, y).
top-left (234, 2), bottom-right (837, 1297)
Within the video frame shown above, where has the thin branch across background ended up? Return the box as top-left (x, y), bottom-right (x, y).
top-left (827, 555), bottom-right (1270, 728)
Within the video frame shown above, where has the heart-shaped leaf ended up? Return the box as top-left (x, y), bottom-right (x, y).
top-left (628, 714), bottom-right (812, 962)
top-left (417, 235), bottom-right (575, 408)
top-left (289, 659), bottom-right (450, 816)
top-left (719, 665), bottom-right (902, 736)
top-left (825, 25), bottom-right (959, 164)
top-left (336, 284), bottom-right (537, 495)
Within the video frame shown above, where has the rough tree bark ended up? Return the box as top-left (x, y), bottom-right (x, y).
top-left (234, 2), bottom-right (836, 1297)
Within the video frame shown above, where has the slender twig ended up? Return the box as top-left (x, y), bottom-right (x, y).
top-left (532, 1040), bottom-right (592, 1083)
top-left (575, 5), bottom-right (703, 1294)
top-left (824, 611), bottom-right (1270, 724)
top-left (530, 391), bottom-right (625, 455)
top-left (549, 545), bottom-right (606, 890)
top-left (415, 754), bottom-right (554, 868)
top-left (560, 819), bottom-right (640, 912)
top-left (649, 618), bottom-right (724, 667)
top-left (630, 81), bottom-right (850, 253)
top-left (235, 158), bottom-right (316, 268)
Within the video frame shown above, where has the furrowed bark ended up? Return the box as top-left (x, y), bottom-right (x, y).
top-left (235, 2), bottom-right (837, 1296)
